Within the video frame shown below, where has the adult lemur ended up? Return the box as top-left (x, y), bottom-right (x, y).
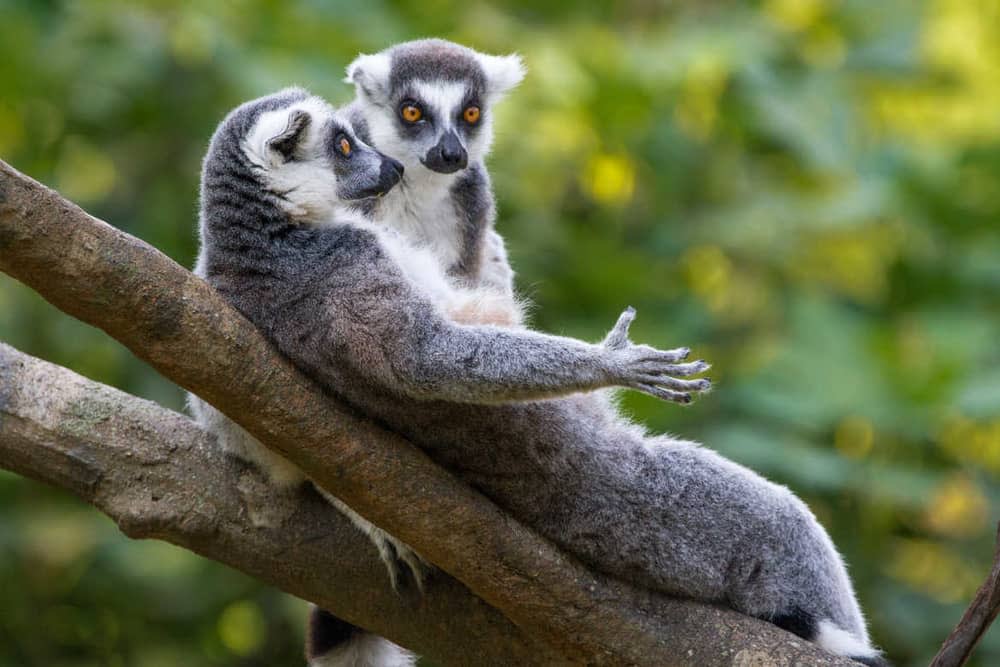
top-left (191, 38), bottom-right (533, 587)
top-left (194, 88), bottom-right (886, 666)
top-left (191, 39), bottom-right (542, 667)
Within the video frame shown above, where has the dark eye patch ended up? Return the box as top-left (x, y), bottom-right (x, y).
top-left (325, 123), bottom-right (357, 158)
top-left (457, 95), bottom-right (485, 137)
top-left (396, 95), bottom-right (432, 134)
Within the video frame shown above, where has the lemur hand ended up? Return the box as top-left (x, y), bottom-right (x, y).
top-left (601, 307), bottom-right (711, 404)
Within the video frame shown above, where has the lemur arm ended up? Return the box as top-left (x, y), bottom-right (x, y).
top-left (328, 272), bottom-right (709, 405)
top-left (478, 229), bottom-right (516, 295)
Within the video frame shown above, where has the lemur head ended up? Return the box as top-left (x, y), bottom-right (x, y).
top-left (203, 87), bottom-right (404, 226)
top-left (346, 39), bottom-right (525, 178)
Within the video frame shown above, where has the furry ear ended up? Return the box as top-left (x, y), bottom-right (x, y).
top-left (267, 109), bottom-right (312, 161)
top-left (478, 53), bottom-right (526, 99)
top-left (345, 53), bottom-right (391, 102)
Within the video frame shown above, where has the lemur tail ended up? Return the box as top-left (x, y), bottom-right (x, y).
top-left (306, 606), bottom-right (415, 667)
top-left (771, 609), bottom-right (890, 666)
top-left (815, 619), bottom-right (891, 666)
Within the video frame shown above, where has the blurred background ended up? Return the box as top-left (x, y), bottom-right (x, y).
top-left (1, 0), bottom-right (998, 665)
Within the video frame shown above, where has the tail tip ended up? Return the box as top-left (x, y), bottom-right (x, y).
top-left (305, 606), bottom-right (360, 661)
top-left (815, 619), bottom-right (889, 667)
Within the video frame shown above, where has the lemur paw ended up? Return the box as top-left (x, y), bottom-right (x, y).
top-left (371, 530), bottom-right (432, 594)
top-left (602, 307), bottom-right (712, 404)
top-left (318, 489), bottom-right (433, 594)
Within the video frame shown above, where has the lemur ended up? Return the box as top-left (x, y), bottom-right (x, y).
top-left (192, 39), bottom-right (532, 667)
top-left (195, 89), bottom-right (887, 666)
top-left (342, 39), bottom-right (523, 313)
top-left (187, 93), bottom-right (426, 601)
top-left (191, 39), bottom-right (530, 591)
top-left (187, 83), bottom-right (708, 666)
top-left (309, 39), bottom-right (530, 667)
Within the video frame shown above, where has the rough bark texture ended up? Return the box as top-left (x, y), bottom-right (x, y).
top-left (0, 342), bottom-right (550, 665)
top-left (0, 158), bottom-right (856, 666)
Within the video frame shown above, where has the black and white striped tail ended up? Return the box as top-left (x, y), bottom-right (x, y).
top-left (771, 607), bottom-right (891, 666)
top-left (306, 606), bottom-right (415, 667)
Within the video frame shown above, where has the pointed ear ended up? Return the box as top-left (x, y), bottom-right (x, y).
top-left (345, 53), bottom-right (391, 102)
top-left (478, 53), bottom-right (526, 99)
top-left (267, 109), bottom-right (312, 161)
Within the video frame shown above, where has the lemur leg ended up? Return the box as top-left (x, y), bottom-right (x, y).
top-left (306, 606), bottom-right (416, 667)
top-left (189, 396), bottom-right (428, 590)
top-left (317, 489), bottom-right (431, 593)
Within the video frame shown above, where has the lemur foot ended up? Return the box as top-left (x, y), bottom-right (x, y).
top-left (602, 307), bottom-right (712, 404)
top-left (319, 488), bottom-right (432, 593)
top-left (370, 529), bottom-right (432, 594)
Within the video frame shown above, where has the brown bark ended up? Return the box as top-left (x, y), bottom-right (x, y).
top-left (0, 158), bottom-right (856, 665)
top-left (930, 522), bottom-right (1000, 667)
top-left (0, 342), bottom-right (549, 665)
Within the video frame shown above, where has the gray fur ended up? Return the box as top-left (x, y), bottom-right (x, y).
top-left (187, 89), bottom-right (429, 613)
top-left (344, 39), bottom-right (523, 296)
top-left (388, 39), bottom-right (488, 91)
top-left (447, 164), bottom-right (494, 284)
top-left (197, 90), bottom-right (881, 664)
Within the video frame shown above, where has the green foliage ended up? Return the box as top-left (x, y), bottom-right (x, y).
top-left (1, 0), bottom-right (998, 664)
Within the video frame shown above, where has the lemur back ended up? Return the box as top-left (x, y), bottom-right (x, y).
top-left (197, 90), bottom-right (886, 666)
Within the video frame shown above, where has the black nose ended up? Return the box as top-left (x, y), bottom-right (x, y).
top-left (386, 157), bottom-right (404, 178)
top-left (440, 133), bottom-right (465, 164)
top-left (379, 157), bottom-right (404, 189)
top-left (423, 131), bottom-right (468, 174)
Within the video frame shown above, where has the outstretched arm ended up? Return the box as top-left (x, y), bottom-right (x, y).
top-left (336, 290), bottom-right (710, 405)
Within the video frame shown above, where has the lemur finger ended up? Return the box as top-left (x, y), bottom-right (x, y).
top-left (635, 360), bottom-right (711, 377)
top-left (375, 540), bottom-right (406, 594)
top-left (636, 347), bottom-right (692, 363)
top-left (635, 383), bottom-right (693, 404)
top-left (635, 376), bottom-right (712, 392)
top-left (399, 549), bottom-right (432, 594)
top-left (603, 306), bottom-right (637, 350)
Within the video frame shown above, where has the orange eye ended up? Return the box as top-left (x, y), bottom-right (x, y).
top-left (339, 136), bottom-right (352, 156)
top-left (463, 106), bottom-right (481, 124)
top-left (401, 104), bottom-right (422, 123)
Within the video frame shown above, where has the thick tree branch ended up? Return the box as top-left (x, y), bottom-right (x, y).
top-left (0, 158), bottom-right (855, 665)
top-left (0, 342), bottom-right (550, 665)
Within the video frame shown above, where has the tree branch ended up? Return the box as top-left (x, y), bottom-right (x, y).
top-left (0, 158), bottom-right (855, 665)
top-left (0, 341), bottom-right (551, 665)
top-left (930, 522), bottom-right (1000, 667)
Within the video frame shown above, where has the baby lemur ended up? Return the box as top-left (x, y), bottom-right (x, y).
top-left (193, 87), bottom-right (885, 666)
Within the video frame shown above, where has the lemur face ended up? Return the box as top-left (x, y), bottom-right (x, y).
top-left (346, 39), bottom-right (525, 178)
top-left (240, 91), bottom-right (404, 222)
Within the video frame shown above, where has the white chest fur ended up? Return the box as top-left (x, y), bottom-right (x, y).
top-left (374, 173), bottom-right (464, 270)
top-left (341, 213), bottom-right (522, 328)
